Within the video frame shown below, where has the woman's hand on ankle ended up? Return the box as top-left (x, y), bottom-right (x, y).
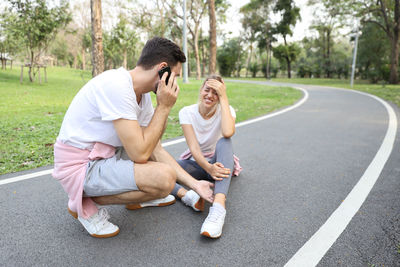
top-left (207, 162), bottom-right (231, 181)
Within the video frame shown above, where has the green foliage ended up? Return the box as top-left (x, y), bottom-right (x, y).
top-left (249, 62), bottom-right (259, 78)
top-left (2, 0), bottom-right (71, 81)
top-left (103, 16), bottom-right (139, 69)
top-left (217, 38), bottom-right (244, 77)
top-left (272, 0), bottom-right (301, 40)
top-left (357, 23), bottom-right (391, 83)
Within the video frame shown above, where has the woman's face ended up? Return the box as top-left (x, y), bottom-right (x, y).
top-left (200, 82), bottom-right (219, 108)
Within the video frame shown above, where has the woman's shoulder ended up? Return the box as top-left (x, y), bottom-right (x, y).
top-left (179, 103), bottom-right (198, 115)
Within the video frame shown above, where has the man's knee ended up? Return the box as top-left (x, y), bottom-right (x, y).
top-left (157, 163), bottom-right (176, 197)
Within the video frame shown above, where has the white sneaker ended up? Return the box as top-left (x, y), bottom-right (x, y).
top-left (76, 208), bottom-right (120, 238)
top-left (200, 204), bottom-right (226, 238)
top-left (181, 190), bottom-right (204, 212)
top-left (125, 195), bottom-right (176, 210)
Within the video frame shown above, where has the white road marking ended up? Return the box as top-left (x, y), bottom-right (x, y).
top-left (0, 87), bottom-right (308, 186)
top-left (284, 89), bottom-right (398, 267)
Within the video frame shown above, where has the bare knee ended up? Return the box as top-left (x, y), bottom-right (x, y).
top-left (135, 162), bottom-right (176, 197)
top-left (158, 164), bottom-right (176, 197)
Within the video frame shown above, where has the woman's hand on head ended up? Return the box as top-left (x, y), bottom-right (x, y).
top-left (206, 79), bottom-right (227, 99)
top-left (208, 162), bottom-right (231, 181)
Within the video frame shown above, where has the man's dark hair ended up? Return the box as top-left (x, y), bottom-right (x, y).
top-left (137, 37), bottom-right (186, 69)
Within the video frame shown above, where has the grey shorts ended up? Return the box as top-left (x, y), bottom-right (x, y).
top-left (83, 147), bottom-right (138, 197)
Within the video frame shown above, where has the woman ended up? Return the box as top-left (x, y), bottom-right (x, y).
top-left (171, 74), bottom-right (242, 238)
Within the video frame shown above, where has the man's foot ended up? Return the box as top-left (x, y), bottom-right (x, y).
top-left (69, 207), bottom-right (120, 238)
top-left (181, 190), bottom-right (204, 212)
top-left (125, 195), bottom-right (176, 210)
top-left (200, 203), bottom-right (226, 238)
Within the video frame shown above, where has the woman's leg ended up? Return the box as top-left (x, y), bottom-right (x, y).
top-left (171, 159), bottom-right (209, 198)
top-left (201, 138), bottom-right (234, 238)
top-left (212, 138), bottom-right (234, 208)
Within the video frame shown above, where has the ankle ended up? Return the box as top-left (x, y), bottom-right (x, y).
top-left (177, 188), bottom-right (188, 199)
top-left (213, 193), bottom-right (226, 209)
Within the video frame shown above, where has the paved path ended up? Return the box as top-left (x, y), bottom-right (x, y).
top-left (1, 81), bottom-right (399, 266)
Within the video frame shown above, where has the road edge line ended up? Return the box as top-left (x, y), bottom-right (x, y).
top-left (284, 89), bottom-right (398, 267)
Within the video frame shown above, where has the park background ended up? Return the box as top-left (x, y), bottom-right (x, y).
top-left (0, 0), bottom-right (400, 175)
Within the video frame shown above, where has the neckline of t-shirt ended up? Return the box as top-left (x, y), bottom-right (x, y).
top-left (119, 67), bottom-right (146, 110)
top-left (196, 103), bottom-right (220, 121)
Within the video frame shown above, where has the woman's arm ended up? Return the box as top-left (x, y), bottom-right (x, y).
top-left (206, 80), bottom-right (236, 138)
top-left (182, 124), bottom-right (230, 180)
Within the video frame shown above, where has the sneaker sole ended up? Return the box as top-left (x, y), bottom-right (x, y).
top-left (125, 199), bottom-right (176, 210)
top-left (91, 228), bottom-right (120, 238)
top-left (194, 198), bottom-right (205, 212)
top-left (201, 231), bottom-right (221, 239)
top-left (68, 207), bottom-right (78, 219)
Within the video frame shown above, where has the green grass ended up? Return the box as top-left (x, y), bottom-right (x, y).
top-left (0, 67), bottom-right (301, 175)
top-left (236, 77), bottom-right (400, 108)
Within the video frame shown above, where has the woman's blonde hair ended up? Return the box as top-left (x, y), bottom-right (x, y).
top-left (198, 74), bottom-right (223, 118)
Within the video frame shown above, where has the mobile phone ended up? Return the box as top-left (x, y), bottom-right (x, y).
top-left (158, 66), bottom-right (171, 85)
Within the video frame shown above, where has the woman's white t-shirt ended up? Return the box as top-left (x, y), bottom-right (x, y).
top-left (57, 67), bottom-right (154, 150)
top-left (179, 104), bottom-right (236, 154)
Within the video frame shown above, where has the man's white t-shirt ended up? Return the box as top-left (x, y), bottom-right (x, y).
top-left (57, 67), bottom-right (154, 150)
top-left (179, 104), bottom-right (236, 154)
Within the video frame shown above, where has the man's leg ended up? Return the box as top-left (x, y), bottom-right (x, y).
top-left (91, 161), bottom-right (176, 205)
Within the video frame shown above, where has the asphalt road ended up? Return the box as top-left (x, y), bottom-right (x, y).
top-left (1, 82), bottom-right (399, 267)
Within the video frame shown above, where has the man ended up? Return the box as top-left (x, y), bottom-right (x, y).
top-left (52, 37), bottom-right (214, 238)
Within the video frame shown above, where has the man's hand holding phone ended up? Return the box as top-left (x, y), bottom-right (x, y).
top-left (156, 71), bottom-right (179, 109)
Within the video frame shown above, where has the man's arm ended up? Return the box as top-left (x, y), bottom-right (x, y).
top-left (113, 72), bottom-right (178, 163)
top-left (150, 142), bottom-right (214, 203)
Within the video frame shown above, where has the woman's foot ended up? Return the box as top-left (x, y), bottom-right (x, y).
top-left (181, 190), bottom-right (204, 211)
top-left (200, 203), bottom-right (226, 238)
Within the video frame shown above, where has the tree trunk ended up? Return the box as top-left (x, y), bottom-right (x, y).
top-left (82, 47), bottom-right (86, 70)
top-left (266, 41), bottom-right (270, 79)
top-left (286, 57), bottom-right (291, 78)
top-left (389, 37), bottom-right (399, 84)
top-left (245, 43), bottom-right (253, 78)
top-left (29, 50), bottom-right (34, 82)
top-left (91, 0), bottom-right (104, 77)
top-left (208, 0), bottom-right (217, 74)
top-left (73, 54), bottom-right (77, 69)
top-left (194, 27), bottom-right (201, 80)
top-left (326, 29), bottom-right (331, 78)
top-left (389, 0), bottom-right (400, 84)
top-left (123, 49), bottom-right (127, 69)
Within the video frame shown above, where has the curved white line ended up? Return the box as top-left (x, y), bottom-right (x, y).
top-left (0, 86), bottom-right (308, 186)
top-left (285, 88), bottom-right (398, 267)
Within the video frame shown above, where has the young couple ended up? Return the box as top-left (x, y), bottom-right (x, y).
top-left (53, 37), bottom-right (241, 239)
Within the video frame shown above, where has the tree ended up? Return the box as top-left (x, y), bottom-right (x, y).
top-left (325, 0), bottom-right (400, 83)
top-left (208, 0), bottom-right (217, 74)
top-left (2, 0), bottom-right (71, 81)
top-left (272, 43), bottom-right (300, 78)
top-left (91, 0), bottom-right (104, 77)
top-left (308, 0), bottom-right (343, 78)
top-left (217, 37), bottom-right (245, 77)
top-left (357, 22), bottom-right (390, 82)
top-left (272, 0), bottom-right (301, 78)
top-left (240, 0), bottom-right (274, 79)
top-left (166, 0), bottom-right (208, 79)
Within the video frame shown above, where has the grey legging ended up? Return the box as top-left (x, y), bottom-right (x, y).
top-left (172, 137), bottom-right (234, 196)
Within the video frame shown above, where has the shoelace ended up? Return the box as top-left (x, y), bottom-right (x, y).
top-left (206, 207), bottom-right (223, 223)
top-left (90, 208), bottom-right (111, 231)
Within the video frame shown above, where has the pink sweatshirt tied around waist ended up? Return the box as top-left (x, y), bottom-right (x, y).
top-left (52, 140), bottom-right (116, 219)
